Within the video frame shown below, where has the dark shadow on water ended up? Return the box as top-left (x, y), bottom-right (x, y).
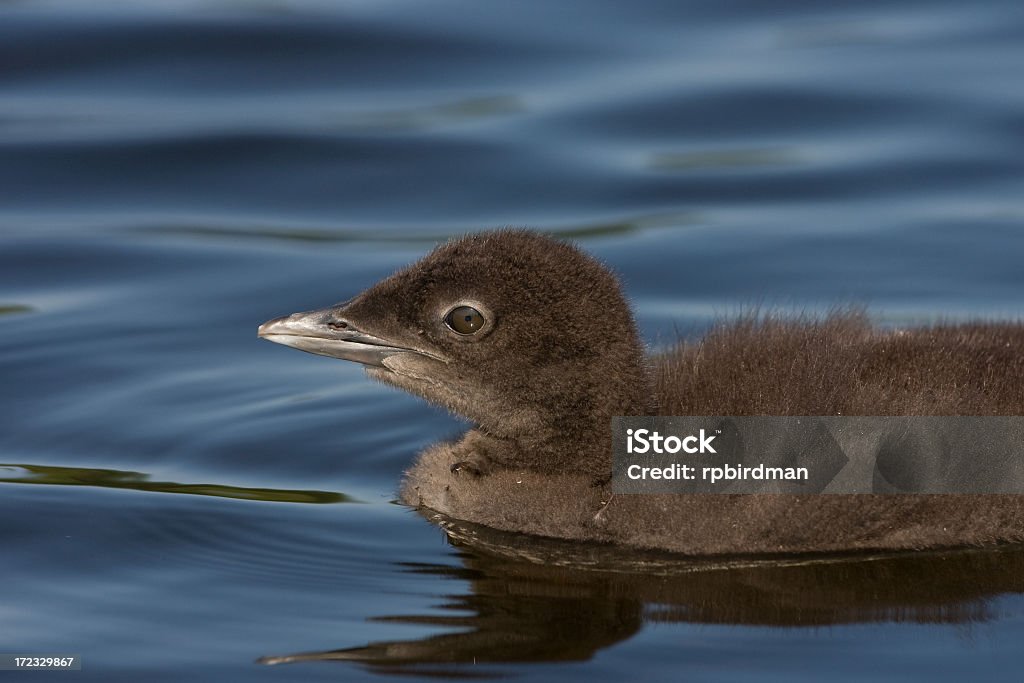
top-left (258, 510), bottom-right (1024, 677)
top-left (0, 463), bottom-right (354, 504)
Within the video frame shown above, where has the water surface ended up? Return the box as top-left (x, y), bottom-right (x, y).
top-left (2, 0), bottom-right (1024, 680)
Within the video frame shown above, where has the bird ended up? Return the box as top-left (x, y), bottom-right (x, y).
top-left (258, 229), bottom-right (1024, 556)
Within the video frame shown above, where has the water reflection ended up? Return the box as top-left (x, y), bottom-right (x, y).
top-left (0, 304), bottom-right (32, 316)
top-left (0, 463), bottom-right (354, 504)
top-left (260, 513), bottom-right (1024, 675)
top-left (131, 210), bottom-right (700, 245)
top-left (329, 94), bottom-right (524, 132)
top-left (648, 147), bottom-right (800, 172)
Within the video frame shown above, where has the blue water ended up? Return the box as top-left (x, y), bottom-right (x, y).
top-left (2, 0), bottom-right (1024, 680)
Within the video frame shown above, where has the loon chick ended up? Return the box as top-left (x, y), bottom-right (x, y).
top-left (259, 230), bottom-right (1024, 555)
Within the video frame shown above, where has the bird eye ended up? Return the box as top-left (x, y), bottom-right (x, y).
top-left (444, 305), bottom-right (485, 335)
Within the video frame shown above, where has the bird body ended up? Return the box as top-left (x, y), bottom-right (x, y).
top-left (259, 230), bottom-right (1024, 556)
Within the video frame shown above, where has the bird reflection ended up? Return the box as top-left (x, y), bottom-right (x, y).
top-left (259, 512), bottom-right (1024, 675)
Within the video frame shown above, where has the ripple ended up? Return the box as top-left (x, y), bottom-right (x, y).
top-left (325, 94), bottom-right (525, 133)
top-left (648, 147), bottom-right (801, 172)
top-left (0, 463), bottom-right (355, 503)
top-left (110, 495), bottom-right (414, 589)
top-left (0, 303), bottom-right (32, 316)
top-left (129, 212), bottom-right (702, 246)
top-left (0, 93), bottom-right (526, 145)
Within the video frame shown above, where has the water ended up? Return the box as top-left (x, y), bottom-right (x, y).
top-left (2, 0), bottom-right (1023, 679)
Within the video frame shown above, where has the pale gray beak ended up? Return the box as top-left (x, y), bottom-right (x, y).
top-left (258, 307), bottom-right (412, 367)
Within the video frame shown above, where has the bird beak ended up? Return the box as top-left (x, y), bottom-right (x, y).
top-left (258, 306), bottom-right (413, 367)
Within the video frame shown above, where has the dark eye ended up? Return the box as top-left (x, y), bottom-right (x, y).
top-left (445, 306), bottom-right (485, 335)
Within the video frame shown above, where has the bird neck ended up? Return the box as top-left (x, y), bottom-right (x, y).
top-left (492, 341), bottom-right (651, 482)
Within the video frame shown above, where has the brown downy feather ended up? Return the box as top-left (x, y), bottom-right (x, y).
top-left (657, 312), bottom-right (1024, 416)
top-left (261, 229), bottom-right (1024, 555)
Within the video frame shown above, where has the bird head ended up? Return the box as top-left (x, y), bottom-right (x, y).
top-left (259, 230), bottom-right (648, 477)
